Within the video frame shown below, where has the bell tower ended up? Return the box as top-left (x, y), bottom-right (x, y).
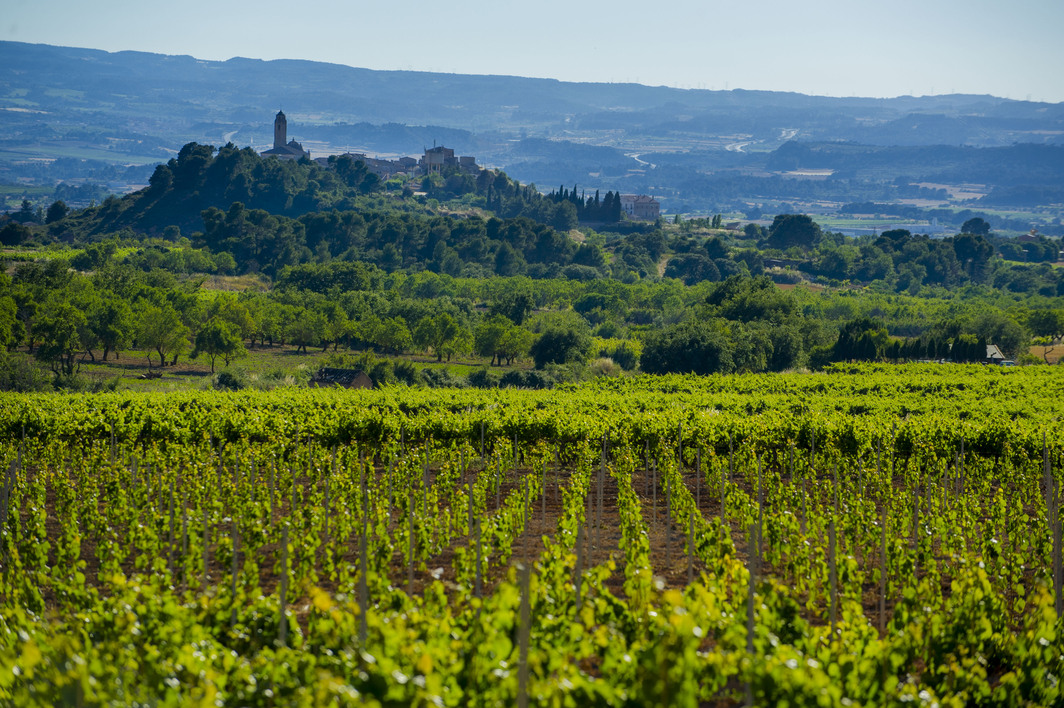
top-left (273, 110), bottom-right (287, 149)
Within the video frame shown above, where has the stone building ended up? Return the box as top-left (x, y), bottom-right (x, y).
top-left (620, 194), bottom-right (660, 221)
top-left (260, 110), bottom-right (310, 160)
top-left (420, 146), bottom-right (478, 174)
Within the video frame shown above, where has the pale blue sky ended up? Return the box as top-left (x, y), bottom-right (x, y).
top-left (5, 0), bottom-right (1063, 102)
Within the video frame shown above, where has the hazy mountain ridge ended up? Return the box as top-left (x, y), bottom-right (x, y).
top-left (2, 41), bottom-right (1063, 225)
top-left (6, 41), bottom-right (1059, 147)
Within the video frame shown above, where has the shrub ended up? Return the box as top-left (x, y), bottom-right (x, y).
top-left (467, 368), bottom-right (498, 388)
top-left (589, 357), bottom-right (621, 377)
top-left (0, 352), bottom-right (53, 392)
top-left (499, 369), bottom-right (554, 389)
top-left (214, 368), bottom-right (248, 391)
top-left (420, 368), bottom-right (466, 388)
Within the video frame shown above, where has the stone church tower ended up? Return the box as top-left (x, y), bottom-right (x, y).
top-left (261, 110), bottom-right (309, 160)
top-left (273, 110), bottom-right (287, 150)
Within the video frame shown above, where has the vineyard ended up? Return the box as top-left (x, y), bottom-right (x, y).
top-left (1, 363), bottom-right (1063, 706)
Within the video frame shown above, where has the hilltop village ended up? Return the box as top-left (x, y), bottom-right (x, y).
top-left (259, 111), bottom-right (660, 220)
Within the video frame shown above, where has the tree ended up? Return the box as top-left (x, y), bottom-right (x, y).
top-left (1027, 309), bottom-right (1064, 363)
top-left (1027, 309), bottom-right (1064, 340)
top-left (0, 295), bottom-right (17, 351)
top-left (373, 317), bottom-right (413, 356)
top-left (952, 233), bottom-right (994, 280)
top-left (287, 308), bottom-right (325, 354)
top-left (641, 320), bottom-right (733, 375)
top-left (34, 302), bottom-right (86, 376)
top-left (765, 214), bottom-right (821, 250)
top-left (87, 297), bottom-right (133, 361)
top-left (474, 315), bottom-right (529, 366)
top-left (496, 325), bottom-right (533, 366)
top-left (414, 312), bottom-right (464, 362)
top-left (192, 318), bottom-right (246, 372)
top-left (960, 217), bottom-right (991, 235)
top-left (664, 254), bottom-right (720, 285)
top-left (490, 290), bottom-right (535, 326)
top-left (137, 303), bottom-right (190, 368)
top-left (729, 323), bottom-right (773, 373)
top-left (45, 200), bottom-right (70, 224)
top-left (973, 311), bottom-right (1028, 358)
top-left (0, 222), bottom-right (31, 247)
top-left (529, 321), bottom-right (591, 369)
top-left (832, 318), bottom-right (888, 362)
top-left (707, 275), bottom-right (797, 323)
top-left (212, 296), bottom-right (257, 343)
top-left (14, 199), bottom-right (37, 224)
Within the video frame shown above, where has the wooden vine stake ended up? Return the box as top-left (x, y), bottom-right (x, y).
top-left (644, 440), bottom-right (649, 498)
top-left (677, 421), bottom-right (683, 472)
top-left (474, 516), bottom-right (483, 602)
top-left (1, 460), bottom-right (15, 538)
top-left (687, 509), bottom-right (695, 585)
top-left (323, 473), bottom-right (331, 553)
top-left (598, 437), bottom-right (606, 538)
top-left (828, 518), bottom-right (838, 637)
top-left (249, 456), bottom-right (257, 503)
top-left (542, 453), bottom-right (547, 526)
top-left (912, 466), bottom-right (921, 549)
top-left (574, 520), bottom-right (584, 612)
top-left (810, 430), bottom-right (816, 477)
top-left (594, 439), bottom-right (604, 554)
top-left (423, 450), bottom-right (430, 518)
top-left (695, 447), bottom-right (701, 510)
top-left (1044, 433), bottom-right (1063, 618)
top-left (230, 517), bottom-right (240, 630)
top-left (167, 479), bottom-right (175, 575)
top-left (387, 459), bottom-right (394, 511)
top-left (359, 463), bottom-right (369, 646)
top-left (586, 483), bottom-right (593, 560)
top-left (745, 521), bottom-right (757, 708)
top-left (180, 495), bottom-right (189, 587)
top-left (517, 562), bottom-right (532, 708)
top-left (890, 421), bottom-right (898, 482)
top-left (468, 478), bottom-right (475, 536)
top-left (268, 458), bottom-right (276, 522)
top-left (202, 505), bottom-right (210, 588)
top-left (555, 444), bottom-right (561, 506)
top-left (728, 434), bottom-right (734, 481)
top-left (879, 499), bottom-right (888, 635)
top-left (652, 460), bottom-right (658, 523)
top-left (408, 487), bottom-right (415, 596)
top-left (721, 454), bottom-right (727, 525)
top-left (959, 438), bottom-right (966, 495)
top-left (757, 454), bottom-right (764, 562)
top-left (278, 526), bottom-right (289, 647)
top-left (665, 471), bottom-right (671, 568)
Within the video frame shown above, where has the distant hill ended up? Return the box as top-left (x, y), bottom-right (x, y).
top-left (2, 41), bottom-right (1063, 227)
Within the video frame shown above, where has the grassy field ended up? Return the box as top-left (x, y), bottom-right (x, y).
top-left (70, 342), bottom-right (530, 393)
